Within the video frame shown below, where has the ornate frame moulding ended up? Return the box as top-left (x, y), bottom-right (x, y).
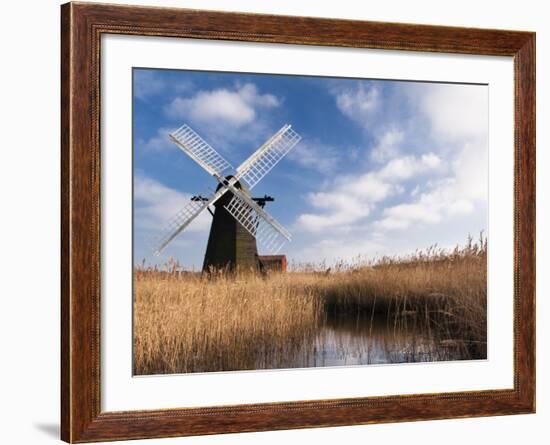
top-left (61, 2), bottom-right (535, 442)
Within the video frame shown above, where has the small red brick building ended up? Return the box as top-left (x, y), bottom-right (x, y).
top-left (258, 255), bottom-right (287, 272)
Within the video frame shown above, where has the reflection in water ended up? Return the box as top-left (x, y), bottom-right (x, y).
top-left (310, 317), bottom-right (440, 367)
top-left (254, 315), bottom-right (475, 370)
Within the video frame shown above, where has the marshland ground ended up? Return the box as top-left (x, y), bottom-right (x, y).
top-left (133, 236), bottom-right (487, 375)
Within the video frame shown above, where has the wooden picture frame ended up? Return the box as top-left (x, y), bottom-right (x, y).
top-left (61, 2), bottom-right (535, 442)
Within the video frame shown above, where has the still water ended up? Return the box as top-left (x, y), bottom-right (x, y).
top-left (255, 316), bottom-right (467, 370)
top-left (307, 317), bottom-right (443, 367)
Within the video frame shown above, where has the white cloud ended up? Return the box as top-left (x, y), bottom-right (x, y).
top-left (377, 202), bottom-right (442, 230)
top-left (417, 84), bottom-right (488, 143)
top-left (296, 153), bottom-right (443, 232)
top-left (374, 142), bottom-right (487, 232)
top-left (297, 192), bottom-right (370, 231)
top-left (370, 128), bottom-right (404, 162)
top-left (287, 140), bottom-right (341, 173)
top-left (342, 174), bottom-right (394, 202)
top-left (374, 182), bottom-right (477, 232)
top-left (134, 175), bottom-right (211, 233)
top-left (134, 71), bottom-right (193, 101)
top-left (134, 70), bottom-right (166, 100)
top-left (450, 140), bottom-right (488, 202)
top-left (374, 217), bottom-right (411, 231)
top-left (292, 82), bottom-right (488, 265)
top-left (335, 84), bottom-right (380, 124)
top-left (135, 127), bottom-right (174, 153)
top-left (378, 153), bottom-right (442, 180)
top-left (165, 83), bottom-right (280, 128)
top-left (372, 84), bottom-right (489, 233)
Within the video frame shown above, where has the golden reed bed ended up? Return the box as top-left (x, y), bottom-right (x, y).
top-left (133, 236), bottom-right (487, 375)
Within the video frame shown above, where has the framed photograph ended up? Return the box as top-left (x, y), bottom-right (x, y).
top-left (61, 2), bottom-right (535, 442)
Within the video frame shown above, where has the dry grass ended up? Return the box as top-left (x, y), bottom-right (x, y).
top-left (133, 271), bottom-right (322, 374)
top-left (133, 235), bottom-right (487, 375)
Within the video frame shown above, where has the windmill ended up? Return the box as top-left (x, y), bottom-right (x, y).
top-left (152, 123), bottom-right (302, 272)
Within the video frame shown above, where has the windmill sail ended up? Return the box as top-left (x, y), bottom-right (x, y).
top-left (223, 187), bottom-right (291, 254)
top-left (152, 193), bottom-right (211, 256)
top-left (169, 124), bottom-right (233, 177)
top-left (153, 184), bottom-right (223, 255)
top-left (235, 124), bottom-right (301, 189)
top-left (154, 122), bottom-right (301, 259)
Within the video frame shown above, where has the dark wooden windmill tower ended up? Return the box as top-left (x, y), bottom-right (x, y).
top-left (152, 124), bottom-right (301, 272)
top-left (197, 178), bottom-right (274, 272)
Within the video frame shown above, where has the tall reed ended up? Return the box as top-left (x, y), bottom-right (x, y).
top-left (134, 236), bottom-right (487, 374)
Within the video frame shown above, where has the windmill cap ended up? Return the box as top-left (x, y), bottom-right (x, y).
top-left (215, 175), bottom-right (251, 195)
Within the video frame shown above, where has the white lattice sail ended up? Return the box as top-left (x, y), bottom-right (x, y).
top-left (151, 185), bottom-right (218, 255)
top-left (169, 124), bottom-right (233, 177)
top-left (155, 123), bottom-right (301, 256)
top-left (235, 124), bottom-right (301, 189)
top-left (224, 192), bottom-right (290, 254)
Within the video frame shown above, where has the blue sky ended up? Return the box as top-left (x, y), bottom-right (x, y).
top-left (133, 68), bottom-right (488, 270)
